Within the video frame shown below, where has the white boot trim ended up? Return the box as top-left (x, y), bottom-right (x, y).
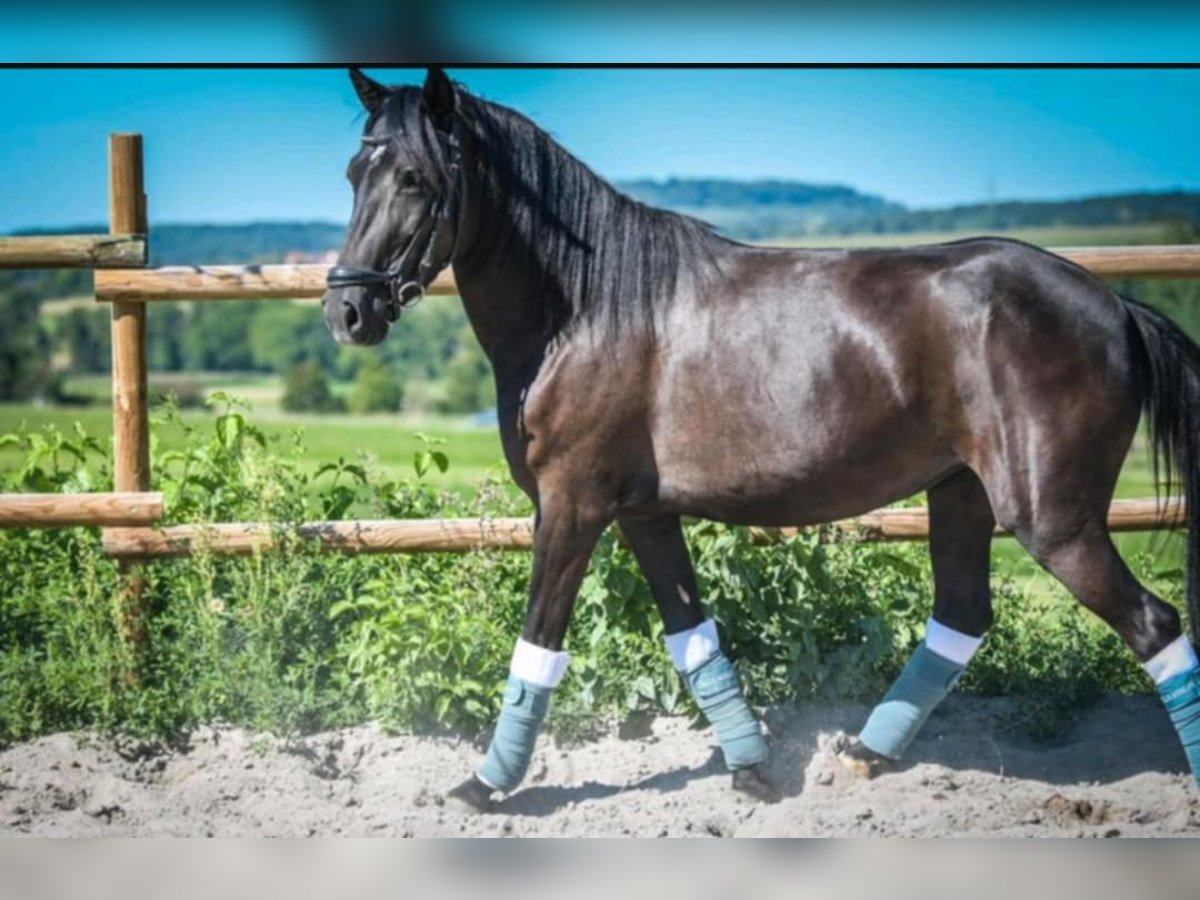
top-left (665, 619), bottom-right (720, 672)
top-left (510, 638), bottom-right (571, 688)
top-left (925, 616), bottom-right (984, 666)
top-left (1144, 634), bottom-right (1199, 685)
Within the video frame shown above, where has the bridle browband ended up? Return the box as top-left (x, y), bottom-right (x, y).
top-left (325, 112), bottom-right (464, 322)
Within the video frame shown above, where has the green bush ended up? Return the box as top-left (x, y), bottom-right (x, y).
top-left (0, 279), bottom-right (55, 402)
top-left (0, 400), bottom-right (1177, 745)
top-left (280, 361), bottom-right (344, 414)
top-left (348, 356), bottom-right (403, 414)
top-left (438, 340), bottom-right (496, 414)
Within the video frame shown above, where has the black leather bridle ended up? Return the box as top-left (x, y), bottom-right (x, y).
top-left (326, 114), bottom-right (464, 322)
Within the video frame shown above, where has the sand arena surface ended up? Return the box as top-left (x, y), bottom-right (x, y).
top-left (2, 694), bottom-right (1198, 837)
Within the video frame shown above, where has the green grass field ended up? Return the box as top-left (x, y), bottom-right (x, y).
top-left (0, 403), bottom-right (507, 495)
top-left (62, 372), bottom-right (300, 412)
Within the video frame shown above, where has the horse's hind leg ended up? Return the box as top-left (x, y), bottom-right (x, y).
top-left (841, 468), bottom-right (996, 776)
top-left (975, 385), bottom-right (1185, 666)
top-left (1002, 510), bottom-right (1200, 777)
top-left (1014, 519), bottom-right (1181, 661)
top-left (618, 514), bottom-right (777, 802)
top-left (980, 396), bottom-right (1200, 777)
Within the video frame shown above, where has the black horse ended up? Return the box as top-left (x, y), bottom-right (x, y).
top-left (324, 68), bottom-right (1200, 810)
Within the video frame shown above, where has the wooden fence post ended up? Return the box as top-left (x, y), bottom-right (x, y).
top-left (108, 133), bottom-right (151, 658)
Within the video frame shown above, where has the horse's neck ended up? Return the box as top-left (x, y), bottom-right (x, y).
top-left (450, 156), bottom-right (561, 372)
top-left (451, 211), bottom-right (552, 392)
top-left (454, 262), bottom-right (544, 358)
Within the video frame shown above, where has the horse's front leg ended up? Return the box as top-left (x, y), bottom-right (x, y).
top-left (619, 515), bottom-right (777, 803)
top-left (448, 496), bottom-right (609, 812)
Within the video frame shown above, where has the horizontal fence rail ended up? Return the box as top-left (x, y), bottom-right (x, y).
top-left (0, 492), bottom-right (163, 528)
top-left (0, 234), bottom-right (146, 269)
top-left (102, 516), bottom-right (538, 558)
top-left (95, 264), bottom-right (456, 302)
top-left (92, 245), bottom-right (1200, 304)
top-left (100, 497), bottom-right (1183, 559)
top-left (1058, 245), bottom-right (1200, 279)
top-left (825, 496), bottom-right (1185, 542)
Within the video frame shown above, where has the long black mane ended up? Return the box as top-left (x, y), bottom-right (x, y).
top-left (386, 86), bottom-right (731, 338)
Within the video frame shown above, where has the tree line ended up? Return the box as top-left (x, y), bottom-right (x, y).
top-left (0, 268), bottom-right (495, 415)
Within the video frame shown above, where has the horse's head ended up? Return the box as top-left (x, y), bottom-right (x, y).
top-left (324, 67), bottom-right (462, 346)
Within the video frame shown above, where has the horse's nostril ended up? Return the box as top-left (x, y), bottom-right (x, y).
top-left (342, 301), bottom-right (360, 332)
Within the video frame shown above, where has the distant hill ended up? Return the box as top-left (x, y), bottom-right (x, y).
top-left (144, 222), bottom-right (348, 265)
top-left (831, 190), bottom-right (1200, 239)
top-left (11, 183), bottom-right (1200, 256)
top-left (617, 178), bottom-right (905, 240)
top-left (616, 180), bottom-right (1200, 240)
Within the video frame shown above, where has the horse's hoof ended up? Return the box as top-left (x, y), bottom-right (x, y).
top-left (837, 738), bottom-right (896, 780)
top-left (731, 764), bottom-right (781, 804)
top-left (447, 775), bottom-right (496, 813)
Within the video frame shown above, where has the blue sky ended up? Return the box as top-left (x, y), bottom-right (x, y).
top-left (3, 66), bottom-right (1200, 231)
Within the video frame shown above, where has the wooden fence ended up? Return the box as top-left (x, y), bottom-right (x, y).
top-left (99, 498), bottom-right (1184, 559)
top-left (0, 132), bottom-right (1196, 644)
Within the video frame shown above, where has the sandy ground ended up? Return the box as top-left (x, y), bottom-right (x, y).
top-left (2, 695), bottom-right (1198, 837)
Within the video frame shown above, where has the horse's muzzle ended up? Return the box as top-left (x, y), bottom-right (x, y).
top-left (323, 286), bottom-right (391, 346)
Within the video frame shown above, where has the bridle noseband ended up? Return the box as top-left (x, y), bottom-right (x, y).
top-left (326, 115), bottom-right (464, 323)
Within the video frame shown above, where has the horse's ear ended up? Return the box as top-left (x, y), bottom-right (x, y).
top-left (349, 67), bottom-right (388, 115)
top-left (423, 66), bottom-right (457, 133)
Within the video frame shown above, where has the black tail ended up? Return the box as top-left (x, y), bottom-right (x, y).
top-left (1124, 295), bottom-right (1200, 645)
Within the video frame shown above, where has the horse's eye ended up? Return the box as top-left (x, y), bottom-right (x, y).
top-left (400, 170), bottom-right (420, 190)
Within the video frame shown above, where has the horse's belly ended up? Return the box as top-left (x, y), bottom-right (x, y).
top-left (655, 450), bottom-right (958, 527)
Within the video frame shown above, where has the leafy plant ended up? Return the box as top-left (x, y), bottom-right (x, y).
top-left (411, 432), bottom-right (449, 479)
